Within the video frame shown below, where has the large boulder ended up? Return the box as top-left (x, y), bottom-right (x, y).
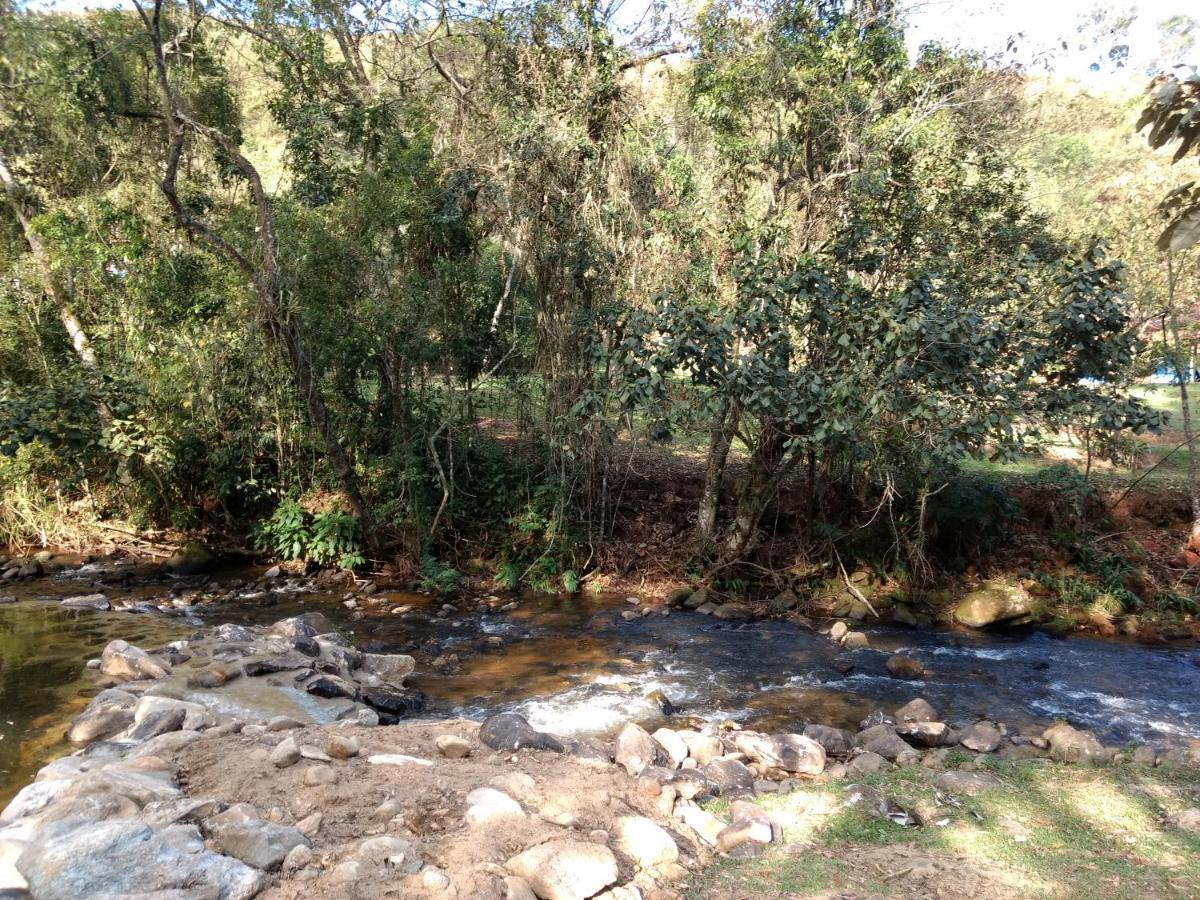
top-left (1043, 723), bottom-right (1107, 764)
top-left (99, 640), bottom-right (170, 682)
top-left (164, 541), bottom-right (213, 575)
top-left (506, 839), bottom-right (618, 900)
top-left (359, 652), bottom-right (416, 685)
top-left (479, 713), bottom-right (564, 753)
top-left (17, 818), bottom-right (263, 899)
top-left (854, 724), bottom-right (911, 762)
top-left (614, 723), bottom-right (657, 776)
top-left (802, 724), bottom-right (854, 757)
top-left (954, 579), bottom-right (1037, 628)
top-left (613, 816), bottom-right (678, 869)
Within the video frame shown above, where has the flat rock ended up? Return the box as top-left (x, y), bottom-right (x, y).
top-left (99, 640), bottom-right (170, 682)
top-left (207, 810), bottom-right (308, 871)
top-left (960, 721), bottom-right (1003, 753)
top-left (479, 713), bottom-right (564, 753)
top-left (60, 593), bottom-right (110, 611)
top-left (17, 818), bottom-right (262, 899)
top-left (934, 770), bottom-right (1002, 795)
top-left (506, 839), bottom-right (618, 900)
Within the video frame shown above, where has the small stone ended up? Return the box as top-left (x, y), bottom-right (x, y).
top-left (266, 716), bottom-right (305, 732)
top-left (326, 734), bottom-right (360, 760)
top-left (676, 803), bottom-right (726, 846)
top-left (677, 730), bottom-right (723, 766)
top-left (960, 721), bottom-right (1003, 753)
top-left (329, 859), bottom-right (370, 885)
top-left (271, 736), bottom-right (301, 768)
top-left (421, 867), bottom-right (452, 891)
top-left (296, 812), bottom-right (323, 837)
top-left (303, 765), bottom-right (336, 786)
top-left (264, 565), bottom-right (282, 579)
top-left (282, 844), bottom-right (312, 874)
top-left (652, 729), bottom-right (689, 769)
top-left (848, 751), bottom-right (889, 776)
top-left (435, 734), bottom-right (471, 758)
top-left (829, 621), bottom-right (848, 641)
top-left (841, 631), bottom-right (870, 649)
top-left (465, 787), bottom-right (525, 826)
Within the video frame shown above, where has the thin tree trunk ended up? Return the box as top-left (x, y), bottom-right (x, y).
top-left (136, 0), bottom-right (379, 554)
top-left (722, 427), bottom-right (797, 563)
top-left (1165, 253), bottom-right (1200, 543)
top-left (696, 401), bottom-right (739, 549)
top-left (0, 150), bottom-right (110, 421)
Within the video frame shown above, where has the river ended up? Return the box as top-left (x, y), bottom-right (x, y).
top-left (2, 558), bottom-right (1199, 804)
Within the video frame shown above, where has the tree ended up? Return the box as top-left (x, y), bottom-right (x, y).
top-left (133, 0), bottom-right (380, 550)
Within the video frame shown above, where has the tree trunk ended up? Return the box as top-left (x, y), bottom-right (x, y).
top-left (722, 426), bottom-right (797, 563)
top-left (0, 150), bottom-right (110, 422)
top-left (136, 0), bottom-right (380, 554)
top-left (1165, 254), bottom-right (1200, 546)
top-left (695, 401), bottom-right (739, 550)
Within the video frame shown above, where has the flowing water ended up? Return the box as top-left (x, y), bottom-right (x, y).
top-left (3, 558), bottom-right (1199, 804)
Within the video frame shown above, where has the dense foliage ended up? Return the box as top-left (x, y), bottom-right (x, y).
top-left (0, 0), bottom-right (1178, 582)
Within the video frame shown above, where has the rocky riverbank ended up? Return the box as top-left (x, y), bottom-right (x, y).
top-left (2, 609), bottom-right (1199, 899)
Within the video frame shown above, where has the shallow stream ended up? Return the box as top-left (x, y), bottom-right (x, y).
top-left (3, 559), bottom-right (1199, 804)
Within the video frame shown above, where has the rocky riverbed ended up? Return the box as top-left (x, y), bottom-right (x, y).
top-left (2, 607), bottom-right (1199, 899)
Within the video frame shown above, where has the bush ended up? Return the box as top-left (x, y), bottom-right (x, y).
top-left (255, 500), bottom-right (364, 569)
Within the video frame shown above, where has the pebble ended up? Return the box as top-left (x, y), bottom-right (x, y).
top-left (326, 734), bottom-right (360, 760)
top-left (271, 736), bottom-right (301, 769)
top-left (303, 765), bottom-right (337, 786)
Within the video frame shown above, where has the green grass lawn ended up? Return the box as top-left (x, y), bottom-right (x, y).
top-left (694, 758), bottom-right (1200, 899)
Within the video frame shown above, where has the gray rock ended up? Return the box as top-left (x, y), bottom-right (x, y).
top-left (960, 721), bottom-right (1003, 753)
top-left (854, 724), bottom-right (911, 761)
top-left (66, 704), bottom-right (134, 746)
top-left (1042, 722), bottom-right (1107, 764)
top-left (206, 806), bottom-right (308, 871)
top-left (894, 698), bottom-right (939, 723)
top-left (802, 724), bottom-right (854, 757)
top-left (60, 593), bottom-right (110, 611)
top-left (934, 770), bottom-right (1002, 795)
top-left (479, 713), bottom-right (564, 753)
top-left (896, 721), bottom-right (950, 748)
top-left (1, 780), bottom-right (73, 824)
top-left (843, 783), bottom-right (889, 817)
top-left (614, 722), bottom-right (657, 776)
top-left (773, 734), bottom-right (826, 775)
top-left (127, 707), bottom-right (186, 741)
top-left (847, 751), bottom-right (889, 776)
top-left (17, 818), bottom-right (262, 899)
top-left (99, 640), bottom-right (170, 682)
top-left (841, 631), bottom-right (870, 649)
top-left (701, 758), bottom-right (755, 796)
top-left (954, 579), bottom-right (1036, 628)
top-left (271, 736), bottom-right (301, 768)
top-left (506, 839), bottom-right (618, 900)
